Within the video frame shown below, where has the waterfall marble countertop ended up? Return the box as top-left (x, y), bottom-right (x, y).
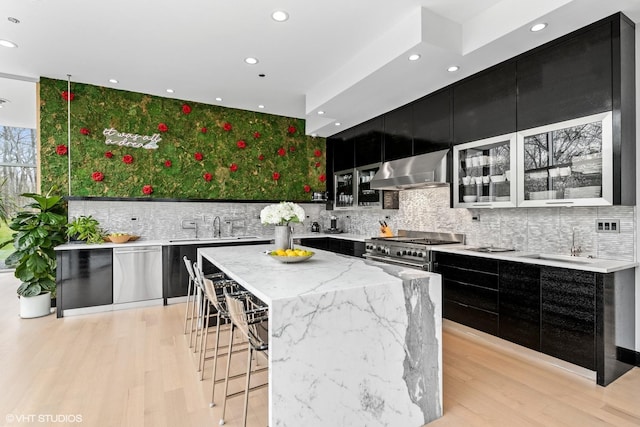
top-left (198, 243), bottom-right (443, 427)
top-left (431, 245), bottom-right (637, 273)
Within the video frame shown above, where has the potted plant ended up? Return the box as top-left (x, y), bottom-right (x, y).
top-left (67, 215), bottom-right (104, 244)
top-left (2, 189), bottom-right (67, 318)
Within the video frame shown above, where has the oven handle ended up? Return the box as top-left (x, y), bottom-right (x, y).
top-left (363, 254), bottom-right (428, 270)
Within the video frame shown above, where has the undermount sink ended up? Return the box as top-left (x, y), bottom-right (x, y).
top-left (467, 247), bottom-right (515, 253)
top-left (168, 236), bottom-right (260, 243)
top-left (515, 253), bottom-right (596, 264)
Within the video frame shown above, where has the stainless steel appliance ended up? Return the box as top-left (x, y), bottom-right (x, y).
top-left (113, 245), bottom-right (163, 304)
top-left (364, 230), bottom-right (464, 271)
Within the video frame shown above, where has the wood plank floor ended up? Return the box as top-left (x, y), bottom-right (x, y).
top-left (0, 271), bottom-right (638, 427)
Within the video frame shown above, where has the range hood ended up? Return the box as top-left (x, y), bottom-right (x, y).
top-left (369, 149), bottom-right (449, 190)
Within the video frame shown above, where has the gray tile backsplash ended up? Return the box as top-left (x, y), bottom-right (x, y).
top-left (70, 188), bottom-right (635, 261)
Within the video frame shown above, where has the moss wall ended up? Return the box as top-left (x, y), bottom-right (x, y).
top-left (40, 78), bottom-right (326, 200)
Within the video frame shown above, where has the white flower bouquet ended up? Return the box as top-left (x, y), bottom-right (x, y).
top-left (260, 202), bottom-right (305, 226)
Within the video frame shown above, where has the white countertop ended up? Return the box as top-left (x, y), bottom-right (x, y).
top-left (432, 245), bottom-right (637, 273)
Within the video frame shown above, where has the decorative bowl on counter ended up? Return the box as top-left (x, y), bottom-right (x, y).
top-left (268, 249), bottom-right (315, 263)
top-left (105, 233), bottom-right (138, 243)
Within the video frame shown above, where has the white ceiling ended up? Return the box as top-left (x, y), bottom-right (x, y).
top-left (0, 0), bottom-right (639, 135)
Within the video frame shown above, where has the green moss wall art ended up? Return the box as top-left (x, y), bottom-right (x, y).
top-left (39, 78), bottom-right (326, 201)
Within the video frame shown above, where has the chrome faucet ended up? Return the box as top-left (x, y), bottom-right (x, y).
top-left (213, 216), bottom-right (221, 238)
top-left (570, 228), bottom-right (582, 256)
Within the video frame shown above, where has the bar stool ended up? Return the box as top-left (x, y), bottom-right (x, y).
top-left (183, 256), bottom-right (224, 349)
top-left (219, 290), bottom-right (269, 427)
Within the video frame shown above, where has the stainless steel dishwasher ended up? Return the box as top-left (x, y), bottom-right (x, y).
top-left (113, 245), bottom-right (163, 304)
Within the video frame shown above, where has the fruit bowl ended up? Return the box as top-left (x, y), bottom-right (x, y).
top-left (106, 233), bottom-right (135, 243)
top-left (268, 249), bottom-right (315, 263)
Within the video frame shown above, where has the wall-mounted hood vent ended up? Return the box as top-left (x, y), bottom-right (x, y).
top-left (369, 149), bottom-right (449, 190)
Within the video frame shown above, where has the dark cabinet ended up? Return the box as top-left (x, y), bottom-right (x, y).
top-left (331, 138), bottom-right (355, 172)
top-left (434, 252), bottom-right (499, 335)
top-left (354, 117), bottom-right (383, 167)
top-left (540, 266), bottom-right (596, 370)
top-left (383, 104), bottom-right (413, 161)
top-left (300, 238), bottom-right (365, 258)
top-left (413, 89), bottom-right (452, 155)
top-left (453, 62), bottom-right (517, 144)
top-left (56, 248), bottom-right (113, 317)
top-left (517, 21), bottom-right (612, 130)
top-left (163, 240), bottom-right (269, 299)
top-left (499, 261), bottom-right (540, 350)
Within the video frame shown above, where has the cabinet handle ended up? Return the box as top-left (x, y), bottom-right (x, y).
top-left (471, 203), bottom-right (492, 207)
top-left (544, 201), bottom-right (574, 205)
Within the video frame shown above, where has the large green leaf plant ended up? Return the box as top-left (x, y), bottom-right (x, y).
top-left (3, 189), bottom-right (67, 297)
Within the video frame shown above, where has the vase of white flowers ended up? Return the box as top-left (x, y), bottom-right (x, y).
top-left (260, 202), bottom-right (305, 250)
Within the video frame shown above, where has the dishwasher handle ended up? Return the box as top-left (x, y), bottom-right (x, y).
top-left (113, 247), bottom-right (162, 255)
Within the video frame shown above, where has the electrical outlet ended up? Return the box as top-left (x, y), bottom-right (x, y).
top-left (595, 219), bottom-right (620, 233)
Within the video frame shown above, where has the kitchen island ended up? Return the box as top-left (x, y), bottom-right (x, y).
top-left (198, 244), bottom-right (443, 427)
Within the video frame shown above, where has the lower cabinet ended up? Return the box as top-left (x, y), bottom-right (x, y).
top-left (540, 266), bottom-right (596, 370)
top-left (434, 252), bottom-right (499, 335)
top-left (163, 240), bottom-right (269, 299)
top-left (299, 238), bottom-right (365, 258)
top-left (56, 248), bottom-right (113, 317)
top-left (434, 252), bottom-right (635, 386)
top-left (499, 261), bottom-right (540, 350)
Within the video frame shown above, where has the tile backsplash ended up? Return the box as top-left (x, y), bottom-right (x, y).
top-left (70, 187), bottom-right (636, 261)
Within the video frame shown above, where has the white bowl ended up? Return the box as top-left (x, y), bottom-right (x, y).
top-left (463, 195), bottom-right (477, 203)
top-left (490, 175), bottom-right (505, 183)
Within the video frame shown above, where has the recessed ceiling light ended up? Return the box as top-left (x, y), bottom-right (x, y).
top-left (166, 89), bottom-right (174, 93)
top-left (408, 54), bottom-right (421, 61)
top-left (335, 122), bottom-right (341, 126)
top-left (215, 97), bottom-right (223, 102)
top-left (109, 79), bottom-right (118, 84)
top-left (258, 73), bottom-right (266, 78)
top-left (317, 111), bottom-right (325, 115)
top-left (272, 10), bottom-right (289, 22)
top-left (244, 57), bottom-right (259, 65)
top-left (0, 39), bottom-right (18, 48)
top-left (447, 65), bottom-right (460, 72)
top-left (7, 17), bottom-right (20, 24)
top-left (530, 23), bottom-right (547, 32)
top-left (258, 104), bottom-right (265, 109)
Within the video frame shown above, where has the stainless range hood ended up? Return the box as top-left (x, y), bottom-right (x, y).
top-left (369, 149), bottom-right (449, 190)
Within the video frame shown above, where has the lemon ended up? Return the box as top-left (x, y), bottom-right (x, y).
top-left (274, 249), bottom-right (286, 256)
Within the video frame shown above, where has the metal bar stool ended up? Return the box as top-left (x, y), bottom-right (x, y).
top-left (219, 290), bottom-right (269, 427)
top-left (183, 256), bottom-right (224, 348)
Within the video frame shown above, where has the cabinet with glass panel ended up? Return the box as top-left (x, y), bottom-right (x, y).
top-left (334, 164), bottom-right (382, 209)
top-left (517, 112), bottom-right (612, 207)
top-left (453, 134), bottom-right (517, 208)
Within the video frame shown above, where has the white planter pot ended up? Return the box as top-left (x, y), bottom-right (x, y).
top-left (19, 292), bottom-right (52, 318)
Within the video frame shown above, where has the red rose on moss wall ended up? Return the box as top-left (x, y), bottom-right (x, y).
top-left (277, 148), bottom-right (286, 157)
top-left (182, 104), bottom-right (191, 114)
top-left (142, 185), bottom-right (153, 195)
top-left (303, 184), bottom-right (311, 193)
top-left (253, 132), bottom-right (261, 139)
top-left (314, 149), bottom-right (322, 157)
top-left (258, 154), bottom-right (265, 161)
top-left (203, 172), bottom-right (213, 182)
top-left (230, 163), bottom-right (238, 172)
top-left (223, 122), bottom-right (232, 131)
top-left (61, 91), bottom-right (74, 101)
top-left (56, 145), bottom-right (68, 155)
top-left (164, 160), bottom-right (172, 167)
top-left (287, 125), bottom-right (296, 134)
top-left (80, 127), bottom-right (90, 135)
top-left (194, 152), bottom-right (203, 161)
top-left (122, 154), bottom-right (134, 164)
top-left (272, 172), bottom-right (281, 181)
top-left (236, 140), bottom-right (247, 149)
top-left (289, 146), bottom-right (295, 152)
top-left (91, 171), bottom-right (104, 182)
top-left (201, 127), bottom-right (208, 134)
top-left (105, 151), bottom-right (113, 158)
top-left (315, 162), bottom-right (321, 168)
top-left (319, 174), bottom-right (326, 183)
top-left (158, 123), bottom-right (168, 132)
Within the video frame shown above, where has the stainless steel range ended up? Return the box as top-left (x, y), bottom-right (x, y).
top-left (364, 230), bottom-right (464, 271)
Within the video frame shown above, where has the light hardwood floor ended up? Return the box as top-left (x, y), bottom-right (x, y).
top-left (0, 271), bottom-right (638, 427)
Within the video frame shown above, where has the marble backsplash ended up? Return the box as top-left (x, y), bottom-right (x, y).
top-left (70, 187), bottom-right (636, 261)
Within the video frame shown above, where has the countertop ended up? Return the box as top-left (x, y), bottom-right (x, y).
top-left (431, 245), bottom-right (637, 274)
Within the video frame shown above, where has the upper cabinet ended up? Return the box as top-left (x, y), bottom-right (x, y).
top-left (453, 62), bottom-right (517, 144)
top-left (516, 21), bottom-right (612, 130)
top-left (354, 117), bottom-right (384, 167)
top-left (517, 112), bottom-right (612, 207)
top-left (413, 89), bottom-right (452, 155)
top-left (383, 104), bottom-right (413, 161)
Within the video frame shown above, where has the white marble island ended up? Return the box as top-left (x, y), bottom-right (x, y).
top-left (198, 244), bottom-right (443, 427)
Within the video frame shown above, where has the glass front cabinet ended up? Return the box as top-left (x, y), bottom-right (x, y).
top-left (334, 163), bottom-right (382, 209)
top-left (517, 112), bottom-right (612, 207)
top-left (453, 134), bottom-right (517, 208)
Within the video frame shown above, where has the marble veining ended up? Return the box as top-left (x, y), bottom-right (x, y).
top-left (198, 244), bottom-right (442, 427)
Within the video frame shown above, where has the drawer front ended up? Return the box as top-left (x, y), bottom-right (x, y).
top-left (444, 300), bottom-right (498, 335)
top-left (444, 279), bottom-right (498, 312)
top-left (435, 252), bottom-right (499, 274)
top-left (438, 265), bottom-right (498, 290)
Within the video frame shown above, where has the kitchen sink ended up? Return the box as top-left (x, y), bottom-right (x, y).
top-left (466, 247), bottom-right (515, 253)
top-left (168, 236), bottom-right (260, 243)
top-left (515, 253), bottom-right (596, 264)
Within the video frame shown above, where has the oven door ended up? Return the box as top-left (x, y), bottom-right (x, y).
top-left (362, 253), bottom-right (429, 270)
